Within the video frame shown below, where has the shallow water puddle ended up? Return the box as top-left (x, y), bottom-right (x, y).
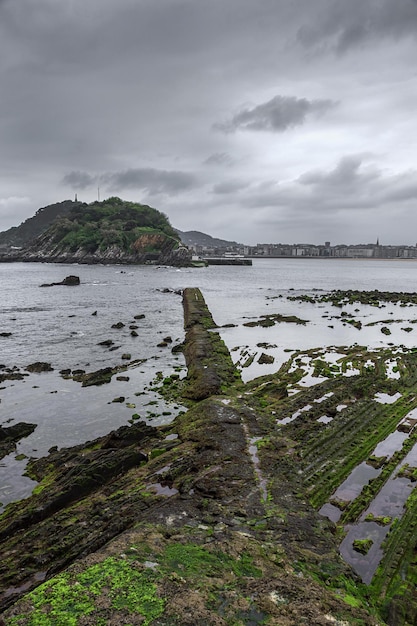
top-left (374, 392), bottom-right (402, 404)
top-left (366, 475), bottom-right (414, 520)
top-left (317, 415), bottom-right (333, 424)
top-left (242, 424), bottom-right (268, 502)
top-left (401, 439), bottom-right (417, 466)
top-left (147, 483), bottom-right (178, 497)
top-left (164, 433), bottom-right (178, 441)
top-left (0, 453), bottom-right (38, 513)
top-left (340, 522), bottom-right (390, 585)
top-left (321, 430), bottom-right (410, 523)
top-left (335, 439), bottom-right (417, 583)
top-left (277, 404), bottom-right (312, 426)
top-left (314, 392), bottom-right (334, 403)
top-left (2, 571), bottom-right (47, 600)
top-left (248, 437), bottom-right (268, 501)
top-left (319, 502), bottom-right (342, 523)
top-left (336, 404), bottom-right (348, 412)
top-left (279, 392), bottom-right (335, 426)
top-left (385, 359), bottom-right (401, 379)
top-left (155, 464), bottom-right (172, 476)
top-left (333, 462), bottom-right (381, 504)
top-left (340, 474), bottom-right (415, 584)
top-left (373, 430), bottom-right (408, 458)
top-left (398, 407), bottom-right (417, 433)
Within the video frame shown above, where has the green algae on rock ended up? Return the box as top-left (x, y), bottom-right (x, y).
top-left (6, 288), bottom-right (417, 624)
top-left (180, 287), bottom-right (241, 401)
top-left (0, 423), bottom-right (37, 461)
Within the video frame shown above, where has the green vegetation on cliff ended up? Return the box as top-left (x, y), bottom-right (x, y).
top-left (47, 197), bottom-right (179, 254)
top-left (11, 197), bottom-right (191, 265)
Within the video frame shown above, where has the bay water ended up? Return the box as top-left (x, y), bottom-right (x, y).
top-left (1, 258), bottom-right (417, 509)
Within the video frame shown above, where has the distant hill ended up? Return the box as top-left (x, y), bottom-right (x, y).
top-left (0, 200), bottom-right (81, 247)
top-left (9, 197), bottom-right (190, 266)
top-left (176, 229), bottom-right (243, 249)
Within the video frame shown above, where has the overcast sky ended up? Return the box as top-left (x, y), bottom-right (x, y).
top-left (1, 0), bottom-right (416, 245)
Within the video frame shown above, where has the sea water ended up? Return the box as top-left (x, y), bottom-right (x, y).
top-left (2, 257), bottom-right (417, 508)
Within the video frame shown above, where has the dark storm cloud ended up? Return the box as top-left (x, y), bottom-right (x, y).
top-left (0, 0), bottom-right (300, 77)
top-left (214, 95), bottom-right (337, 133)
top-left (297, 0), bottom-right (417, 53)
top-left (63, 168), bottom-right (198, 196)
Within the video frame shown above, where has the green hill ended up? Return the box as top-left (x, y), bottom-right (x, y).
top-left (14, 197), bottom-right (191, 266)
top-left (176, 229), bottom-right (242, 249)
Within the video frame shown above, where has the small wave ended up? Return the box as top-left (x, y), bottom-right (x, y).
top-left (1, 306), bottom-right (52, 313)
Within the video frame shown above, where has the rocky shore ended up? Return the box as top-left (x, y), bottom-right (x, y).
top-left (2, 288), bottom-right (415, 624)
top-left (0, 423), bottom-right (37, 462)
top-left (0, 240), bottom-right (191, 267)
top-left (0, 198), bottom-right (194, 268)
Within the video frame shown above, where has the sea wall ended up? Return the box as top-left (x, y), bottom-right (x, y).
top-left (181, 287), bottom-right (240, 400)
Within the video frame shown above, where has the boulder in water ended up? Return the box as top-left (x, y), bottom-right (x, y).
top-left (40, 275), bottom-right (80, 287)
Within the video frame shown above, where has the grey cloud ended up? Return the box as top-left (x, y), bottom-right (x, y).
top-left (1, 0), bottom-right (416, 245)
top-left (212, 180), bottom-right (250, 195)
top-left (297, 0), bottom-right (417, 53)
top-left (102, 168), bottom-right (197, 195)
top-left (214, 95), bottom-right (337, 133)
top-left (63, 168), bottom-right (198, 196)
top-left (243, 158), bottom-right (417, 218)
top-left (0, 1), bottom-right (300, 78)
top-left (204, 152), bottom-right (234, 166)
top-left (299, 156), bottom-right (379, 188)
top-left (383, 174), bottom-right (417, 202)
top-left (62, 171), bottom-right (97, 190)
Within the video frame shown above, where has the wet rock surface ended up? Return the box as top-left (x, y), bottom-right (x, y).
top-left (0, 289), bottom-right (407, 625)
top-left (181, 287), bottom-right (239, 401)
top-left (0, 390), bottom-right (376, 624)
top-left (0, 366), bottom-right (28, 384)
top-left (40, 275), bottom-right (80, 287)
top-left (25, 362), bottom-right (54, 373)
top-left (0, 423), bottom-right (37, 461)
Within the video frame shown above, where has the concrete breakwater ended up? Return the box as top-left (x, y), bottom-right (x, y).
top-left (204, 257), bottom-right (252, 265)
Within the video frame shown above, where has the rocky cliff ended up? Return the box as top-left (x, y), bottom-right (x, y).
top-left (18, 230), bottom-right (191, 266)
top-left (2, 198), bottom-right (192, 267)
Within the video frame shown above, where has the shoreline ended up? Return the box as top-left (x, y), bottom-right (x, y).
top-left (2, 287), bottom-right (417, 622)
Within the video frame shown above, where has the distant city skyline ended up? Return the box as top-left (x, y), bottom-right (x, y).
top-left (179, 231), bottom-right (417, 255)
top-left (187, 239), bottom-right (417, 259)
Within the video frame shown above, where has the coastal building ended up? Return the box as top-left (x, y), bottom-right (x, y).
top-left (244, 242), bottom-right (417, 259)
top-left (179, 234), bottom-right (417, 260)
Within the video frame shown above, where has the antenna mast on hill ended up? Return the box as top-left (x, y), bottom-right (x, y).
top-left (97, 186), bottom-right (100, 202)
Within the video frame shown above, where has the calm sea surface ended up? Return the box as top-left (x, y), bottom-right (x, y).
top-left (1, 258), bottom-right (417, 508)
